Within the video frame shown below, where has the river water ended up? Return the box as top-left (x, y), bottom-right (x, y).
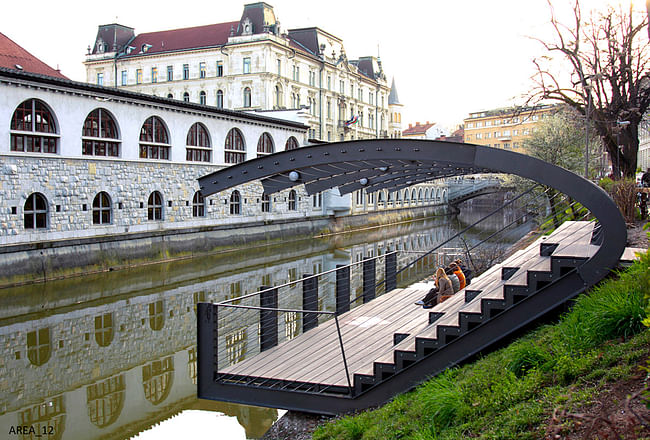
top-left (0, 208), bottom-right (532, 440)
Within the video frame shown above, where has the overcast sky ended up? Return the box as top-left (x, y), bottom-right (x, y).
top-left (1, 0), bottom-right (638, 130)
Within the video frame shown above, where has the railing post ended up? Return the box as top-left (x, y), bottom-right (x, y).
top-left (363, 258), bottom-right (376, 303)
top-left (259, 286), bottom-right (278, 351)
top-left (336, 264), bottom-right (351, 315)
top-left (197, 302), bottom-right (218, 394)
top-left (334, 315), bottom-right (353, 396)
top-left (385, 252), bottom-right (397, 292)
top-left (302, 274), bottom-right (318, 332)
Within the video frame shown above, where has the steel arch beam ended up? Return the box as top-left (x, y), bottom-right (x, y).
top-left (199, 139), bottom-right (626, 284)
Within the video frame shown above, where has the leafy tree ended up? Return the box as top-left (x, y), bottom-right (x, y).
top-left (531, 0), bottom-right (650, 179)
top-left (523, 108), bottom-right (600, 175)
top-left (523, 109), bottom-right (598, 227)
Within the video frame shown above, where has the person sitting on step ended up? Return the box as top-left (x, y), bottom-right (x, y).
top-left (449, 262), bottom-right (466, 290)
top-left (415, 267), bottom-right (453, 308)
top-left (455, 258), bottom-right (472, 285)
top-left (446, 266), bottom-right (460, 293)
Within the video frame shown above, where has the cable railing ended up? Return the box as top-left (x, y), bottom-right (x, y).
top-left (200, 180), bottom-right (601, 397)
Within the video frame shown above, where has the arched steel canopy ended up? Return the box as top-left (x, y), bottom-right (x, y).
top-left (198, 138), bottom-right (626, 284)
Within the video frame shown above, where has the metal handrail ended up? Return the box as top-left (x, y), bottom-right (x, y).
top-left (217, 252), bottom-right (397, 305)
top-left (215, 301), bottom-right (353, 396)
top-left (362, 184), bottom-right (542, 299)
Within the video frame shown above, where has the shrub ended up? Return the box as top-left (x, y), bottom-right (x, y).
top-left (506, 342), bottom-right (552, 378)
top-left (419, 370), bottom-right (465, 430)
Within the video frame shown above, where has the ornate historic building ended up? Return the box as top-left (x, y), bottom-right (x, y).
top-left (84, 2), bottom-right (402, 143)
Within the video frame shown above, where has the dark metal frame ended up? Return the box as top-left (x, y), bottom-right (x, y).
top-left (197, 139), bottom-right (627, 414)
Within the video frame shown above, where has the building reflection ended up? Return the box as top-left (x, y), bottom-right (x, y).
top-left (87, 374), bottom-right (125, 428)
top-left (142, 357), bottom-right (174, 405)
top-left (18, 396), bottom-right (65, 440)
top-left (0, 217), bottom-right (472, 439)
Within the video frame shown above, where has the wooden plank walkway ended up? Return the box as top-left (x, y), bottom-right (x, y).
top-left (218, 221), bottom-right (638, 389)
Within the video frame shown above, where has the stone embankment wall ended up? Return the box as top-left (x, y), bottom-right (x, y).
top-left (0, 153), bottom-right (448, 285)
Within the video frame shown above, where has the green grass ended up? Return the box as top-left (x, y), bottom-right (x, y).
top-left (313, 251), bottom-right (650, 440)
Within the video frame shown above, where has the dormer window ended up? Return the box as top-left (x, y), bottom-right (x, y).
top-left (242, 17), bottom-right (253, 35)
top-left (141, 44), bottom-right (152, 53)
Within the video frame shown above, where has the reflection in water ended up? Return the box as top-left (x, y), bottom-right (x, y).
top-left (0, 210), bottom-right (530, 439)
top-left (87, 374), bottom-right (125, 428)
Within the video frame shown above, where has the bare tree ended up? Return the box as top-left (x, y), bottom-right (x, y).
top-left (531, 1), bottom-right (650, 179)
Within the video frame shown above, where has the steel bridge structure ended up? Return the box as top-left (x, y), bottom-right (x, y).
top-left (196, 139), bottom-right (626, 414)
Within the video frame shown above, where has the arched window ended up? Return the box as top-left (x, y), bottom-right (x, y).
top-left (10, 99), bottom-right (58, 153)
top-left (167, 93), bottom-right (173, 99)
top-left (142, 357), bottom-right (174, 405)
top-left (261, 193), bottom-right (271, 213)
top-left (27, 327), bottom-right (51, 366)
top-left (149, 300), bottom-right (164, 331)
top-left (87, 374), bottom-right (125, 428)
top-left (275, 85), bottom-right (282, 108)
top-left (288, 190), bottom-right (297, 211)
top-left (404, 190), bottom-right (410, 202)
top-left (94, 313), bottom-right (114, 347)
top-left (82, 109), bottom-right (120, 156)
top-left (139, 116), bottom-right (170, 160)
top-left (395, 191), bottom-right (401, 202)
top-left (186, 122), bottom-right (211, 162)
top-left (425, 189), bottom-right (430, 201)
top-left (216, 90), bottom-right (224, 108)
top-left (411, 189), bottom-right (417, 201)
top-left (418, 189), bottom-right (423, 203)
top-left (230, 190), bottom-right (241, 215)
top-left (285, 136), bottom-right (299, 150)
top-left (92, 192), bottom-right (112, 225)
top-left (224, 128), bottom-right (245, 164)
top-left (243, 87), bottom-right (251, 107)
top-left (256, 132), bottom-right (274, 157)
top-left (147, 191), bottom-right (163, 221)
top-left (183, 92), bottom-right (190, 102)
top-left (199, 91), bottom-right (206, 105)
top-left (192, 191), bottom-right (205, 217)
top-left (24, 193), bottom-right (48, 229)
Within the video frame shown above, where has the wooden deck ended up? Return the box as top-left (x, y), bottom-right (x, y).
top-left (218, 221), bottom-right (641, 389)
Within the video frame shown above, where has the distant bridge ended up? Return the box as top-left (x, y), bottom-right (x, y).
top-left (446, 175), bottom-right (512, 207)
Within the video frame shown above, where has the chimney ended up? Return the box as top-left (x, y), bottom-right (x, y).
top-left (408, 123), bottom-right (412, 128)
top-left (426, 121), bottom-right (430, 125)
top-left (415, 122), bottom-right (420, 126)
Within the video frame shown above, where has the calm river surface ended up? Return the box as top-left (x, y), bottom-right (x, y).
top-left (0, 208), bottom-right (532, 439)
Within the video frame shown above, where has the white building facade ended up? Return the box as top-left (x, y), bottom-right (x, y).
top-left (83, 2), bottom-right (401, 143)
top-left (0, 68), bottom-right (313, 246)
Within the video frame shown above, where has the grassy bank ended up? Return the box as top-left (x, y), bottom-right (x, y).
top-left (313, 251), bottom-right (650, 440)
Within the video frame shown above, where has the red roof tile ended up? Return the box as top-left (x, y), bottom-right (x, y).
top-left (0, 32), bottom-right (67, 79)
top-left (126, 22), bottom-right (239, 56)
top-left (402, 122), bottom-right (436, 135)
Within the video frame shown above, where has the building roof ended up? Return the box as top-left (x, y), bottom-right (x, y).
top-left (0, 67), bottom-right (307, 130)
top-left (402, 121), bottom-right (436, 136)
top-left (0, 32), bottom-right (67, 79)
top-left (388, 77), bottom-right (401, 105)
top-left (465, 104), bottom-right (557, 120)
top-left (125, 22), bottom-right (239, 57)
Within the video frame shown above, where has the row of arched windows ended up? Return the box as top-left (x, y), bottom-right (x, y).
top-left (21, 189), bottom-right (299, 230)
top-left (355, 187), bottom-right (446, 207)
top-left (9, 99), bottom-right (300, 164)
